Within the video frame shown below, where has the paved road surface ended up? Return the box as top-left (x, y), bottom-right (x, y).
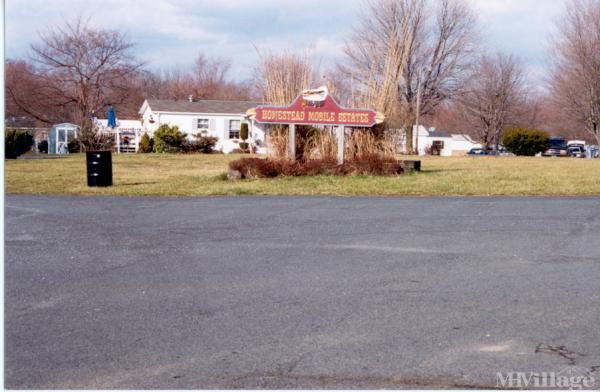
top-left (5, 195), bottom-right (600, 388)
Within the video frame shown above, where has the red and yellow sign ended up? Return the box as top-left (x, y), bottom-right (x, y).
top-left (252, 95), bottom-right (380, 127)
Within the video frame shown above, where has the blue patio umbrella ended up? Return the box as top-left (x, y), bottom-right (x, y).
top-left (107, 106), bottom-right (117, 128)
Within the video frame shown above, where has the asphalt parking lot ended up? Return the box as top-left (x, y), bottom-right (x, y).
top-left (5, 195), bottom-right (600, 388)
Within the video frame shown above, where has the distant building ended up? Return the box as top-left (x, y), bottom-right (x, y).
top-left (413, 126), bottom-right (482, 156)
top-left (138, 98), bottom-right (267, 154)
top-left (450, 134), bottom-right (483, 155)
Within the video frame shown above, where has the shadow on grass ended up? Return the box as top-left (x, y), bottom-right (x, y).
top-left (419, 168), bottom-right (465, 174)
top-left (118, 181), bottom-right (161, 186)
top-left (231, 188), bottom-right (257, 195)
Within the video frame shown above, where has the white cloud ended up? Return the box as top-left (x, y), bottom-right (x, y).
top-left (5, 0), bottom-right (564, 82)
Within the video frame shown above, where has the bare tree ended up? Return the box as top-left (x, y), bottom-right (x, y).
top-left (456, 53), bottom-right (528, 149)
top-left (549, 0), bottom-right (600, 145)
top-left (28, 17), bottom-right (143, 130)
top-left (341, 0), bottom-right (422, 120)
top-left (5, 59), bottom-right (70, 124)
top-left (191, 54), bottom-right (230, 98)
top-left (341, 0), bottom-right (476, 151)
top-left (8, 19), bottom-right (256, 131)
top-left (136, 55), bottom-right (253, 103)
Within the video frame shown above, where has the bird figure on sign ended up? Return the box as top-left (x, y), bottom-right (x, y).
top-left (301, 86), bottom-right (329, 108)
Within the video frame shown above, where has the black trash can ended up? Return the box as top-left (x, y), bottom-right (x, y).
top-left (86, 151), bottom-right (113, 187)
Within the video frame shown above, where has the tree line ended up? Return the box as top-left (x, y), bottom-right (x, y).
top-left (6, 0), bottom-right (600, 150)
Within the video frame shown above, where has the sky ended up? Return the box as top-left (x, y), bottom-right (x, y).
top-left (5, 0), bottom-right (565, 84)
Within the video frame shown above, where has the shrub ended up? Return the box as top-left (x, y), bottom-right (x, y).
top-left (153, 124), bottom-right (186, 153)
top-left (182, 134), bottom-right (218, 153)
top-left (38, 140), bottom-right (48, 153)
top-left (196, 135), bottom-right (217, 153)
top-left (78, 120), bottom-right (114, 151)
top-left (5, 129), bottom-right (34, 159)
top-left (138, 133), bottom-right (153, 153)
top-left (502, 128), bottom-right (550, 156)
top-left (67, 138), bottom-right (81, 153)
top-left (265, 127), bottom-right (396, 162)
top-left (228, 155), bottom-right (404, 179)
top-left (345, 153), bottom-right (403, 175)
top-left (240, 122), bottom-right (249, 141)
top-left (238, 142), bottom-right (249, 152)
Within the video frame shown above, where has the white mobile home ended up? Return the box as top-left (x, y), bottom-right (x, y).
top-left (138, 98), bottom-right (266, 153)
top-left (413, 126), bottom-right (482, 156)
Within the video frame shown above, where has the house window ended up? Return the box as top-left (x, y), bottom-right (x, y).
top-left (229, 120), bottom-right (241, 139)
top-left (197, 118), bottom-right (209, 133)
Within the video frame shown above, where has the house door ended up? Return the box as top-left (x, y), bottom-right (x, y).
top-left (56, 128), bottom-right (69, 154)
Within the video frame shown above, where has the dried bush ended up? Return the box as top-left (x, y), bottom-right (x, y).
top-left (78, 120), bottom-right (114, 151)
top-left (298, 158), bottom-right (340, 176)
top-left (253, 49), bottom-right (312, 105)
top-left (229, 155), bottom-right (403, 179)
top-left (295, 125), bottom-right (321, 159)
top-left (230, 158), bottom-right (281, 178)
top-left (344, 153), bottom-right (402, 175)
top-left (266, 126), bottom-right (288, 159)
top-left (304, 130), bottom-right (337, 160)
top-left (265, 127), bottom-right (397, 165)
top-left (345, 129), bottom-right (395, 159)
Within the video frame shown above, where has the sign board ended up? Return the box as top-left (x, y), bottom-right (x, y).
top-left (252, 94), bottom-right (380, 127)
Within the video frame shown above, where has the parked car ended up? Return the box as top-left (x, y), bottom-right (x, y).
top-left (567, 145), bottom-right (585, 158)
top-left (486, 147), bottom-right (513, 156)
top-left (543, 137), bottom-right (568, 157)
top-left (467, 148), bottom-right (487, 156)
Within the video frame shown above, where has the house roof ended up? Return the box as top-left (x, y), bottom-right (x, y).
top-left (427, 130), bottom-right (451, 138)
top-left (52, 123), bottom-right (79, 129)
top-left (142, 99), bottom-right (264, 115)
top-left (452, 134), bottom-right (472, 141)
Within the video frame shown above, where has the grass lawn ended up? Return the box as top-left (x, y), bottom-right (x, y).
top-left (5, 153), bottom-right (600, 196)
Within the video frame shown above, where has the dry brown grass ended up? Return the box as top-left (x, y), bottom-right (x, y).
top-left (266, 126), bottom-right (288, 159)
top-left (7, 153), bottom-right (600, 197)
top-left (268, 128), bottom-right (397, 162)
top-left (304, 130), bottom-right (337, 160)
top-left (254, 49), bottom-right (312, 105)
top-left (345, 129), bottom-right (396, 159)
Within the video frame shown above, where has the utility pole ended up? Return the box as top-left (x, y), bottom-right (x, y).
top-left (414, 71), bottom-right (422, 155)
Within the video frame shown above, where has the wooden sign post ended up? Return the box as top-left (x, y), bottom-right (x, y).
top-left (336, 126), bottom-right (345, 165)
top-left (288, 124), bottom-right (296, 162)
